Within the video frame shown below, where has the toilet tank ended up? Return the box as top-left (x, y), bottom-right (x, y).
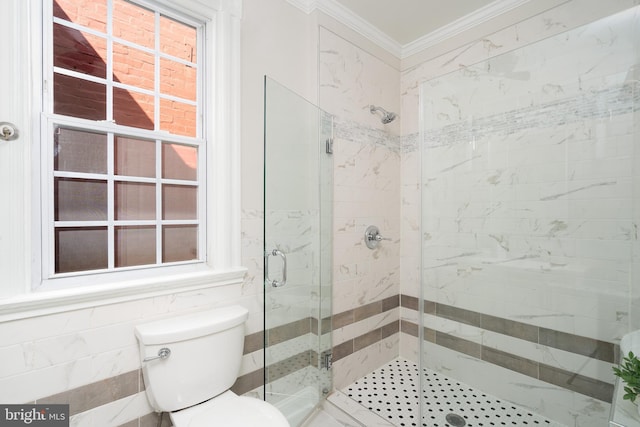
top-left (134, 305), bottom-right (249, 412)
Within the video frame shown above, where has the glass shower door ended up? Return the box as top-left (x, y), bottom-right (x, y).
top-left (263, 77), bottom-right (333, 426)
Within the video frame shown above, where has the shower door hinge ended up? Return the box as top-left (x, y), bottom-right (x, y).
top-left (322, 351), bottom-right (333, 370)
top-left (325, 138), bottom-right (333, 155)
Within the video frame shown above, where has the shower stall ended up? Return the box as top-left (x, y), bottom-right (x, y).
top-left (264, 4), bottom-right (639, 427)
top-left (418, 5), bottom-right (639, 427)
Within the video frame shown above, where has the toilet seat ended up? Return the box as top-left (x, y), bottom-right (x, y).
top-left (169, 391), bottom-right (290, 427)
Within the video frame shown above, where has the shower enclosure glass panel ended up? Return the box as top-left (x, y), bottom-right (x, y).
top-left (420, 6), bottom-right (639, 427)
top-left (263, 77), bottom-right (333, 427)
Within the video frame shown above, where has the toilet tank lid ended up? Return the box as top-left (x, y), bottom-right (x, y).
top-left (135, 305), bottom-right (249, 345)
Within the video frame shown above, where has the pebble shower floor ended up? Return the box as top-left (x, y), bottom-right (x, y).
top-left (343, 359), bottom-right (559, 427)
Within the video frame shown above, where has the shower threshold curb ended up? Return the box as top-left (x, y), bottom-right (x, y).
top-left (327, 390), bottom-right (396, 427)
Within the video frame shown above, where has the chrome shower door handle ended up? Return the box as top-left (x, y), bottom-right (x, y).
top-left (265, 249), bottom-right (287, 287)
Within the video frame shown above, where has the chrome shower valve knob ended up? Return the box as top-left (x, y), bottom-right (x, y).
top-left (365, 225), bottom-right (391, 249)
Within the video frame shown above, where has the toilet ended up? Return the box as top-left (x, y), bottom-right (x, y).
top-left (134, 305), bottom-right (290, 427)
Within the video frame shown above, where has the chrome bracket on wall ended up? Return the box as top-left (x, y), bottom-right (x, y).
top-left (321, 351), bottom-right (333, 370)
top-left (325, 138), bottom-right (333, 154)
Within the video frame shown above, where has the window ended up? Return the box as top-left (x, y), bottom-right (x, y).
top-left (46, 0), bottom-right (203, 281)
top-left (24, 0), bottom-right (243, 296)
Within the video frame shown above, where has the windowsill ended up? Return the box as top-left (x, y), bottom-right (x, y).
top-left (0, 266), bottom-right (248, 322)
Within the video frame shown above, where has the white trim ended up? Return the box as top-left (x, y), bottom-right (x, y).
top-left (0, 0), bottom-right (244, 305)
top-left (210, 1), bottom-right (243, 269)
top-left (285, 0), bottom-right (316, 14)
top-left (293, 0), bottom-right (403, 57)
top-left (402, 0), bottom-right (531, 58)
top-left (41, 1), bottom-right (210, 283)
top-left (0, 267), bottom-right (247, 322)
top-left (285, 0), bottom-right (531, 59)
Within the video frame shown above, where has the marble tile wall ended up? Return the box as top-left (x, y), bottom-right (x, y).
top-left (0, 283), bottom-right (266, 426)
top-left (400, 0), bottom-right (640, 304)
top-left (400, 2), bottom-right (640, 426)
top-left (319, 27), bottom-right (403, 387)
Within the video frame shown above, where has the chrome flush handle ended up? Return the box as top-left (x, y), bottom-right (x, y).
top-left (143, 347), bottom-right (171, 362)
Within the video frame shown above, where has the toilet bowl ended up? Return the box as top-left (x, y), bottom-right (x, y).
top-left (134, 305), bottom-right (290, 427)
top-left (170, 391), bottom-right (288, 427)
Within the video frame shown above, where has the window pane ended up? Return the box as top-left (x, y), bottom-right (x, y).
top-left (113, 42), bottom-right (155, 90)
top-left (115, 226), bottom-right (156, 267)
top-left (162, 143), bottom-right (197, 180)
top-left (55, 227), bottom-right (108, 273)
top-left (53, 0), bottom-right (107, 33)
top-left (160, 15), bottom-right (197, 63)
top-left (160, 58), bottom-right (196, 101)
top-left (48, 0), bottom-right (206, 278)
top-left (115, 182), bottom-right (155, 220)
top-left (163, 225), bottom-right (197, 262)
top-left (162, 185), bottom-right (196, 220)
top-left (115, 136), bottom-right (156, 177)
top-left (54, 23), bottom-right (107, 79)
top-left (55, 178), bottom-right (107, 221)
top-left (55, 128), bottom-right (107, 174)
top-left (113, 87), bottom-right (154, 130)
top-left (113, 0), bottom-right (155, 50)
top-left (54, 73), bottom-right (106, 120)
top-left (160, 99), bottom-right (196, 137)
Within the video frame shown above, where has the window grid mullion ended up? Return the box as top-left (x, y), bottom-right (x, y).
top-left (45, 0), bottom-right (208, 282)
top-left (106, 0), bottom-right (114, 123)
top-left (154, 12), bottom-right (161, 133)
top-left (48, 125), bottom-right (58, 278)
top-left (154, 14), bottom-right (162, 265)
top-left (156, 139), bottom-right (163, 265)
top-left (107, 132), bottom-right (115, 270)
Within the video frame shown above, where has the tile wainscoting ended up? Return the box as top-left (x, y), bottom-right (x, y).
top-left (30, 293), bottom-right (616, 425)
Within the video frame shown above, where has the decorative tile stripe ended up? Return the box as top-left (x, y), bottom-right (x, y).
top-left (266, 317), bottom-right (313, 346)
top-left (423, 83), bottom-right (640, 149)
top-left (33, 294), bottom-right (400, 420)
top-left (266, 350), bottom-right (317, 383)
top-left (332, 320), bottom-right (400, 362)
top-left (334, 117), bottom-right (402, 153)
top-left (402, 81), bottom-right (640, 154)
top-left (400, 295), bottom-right (616, 402)
top-left (333, 295), bottom-right (400, 330)
top-left (37, 370), bottom-right (141, 416)
top-left (402, 295), bottom-right (615, 363)
top-left (232, 368), bottom-right (264, 396)
top-left (330, 295), bottom-right (401, 362)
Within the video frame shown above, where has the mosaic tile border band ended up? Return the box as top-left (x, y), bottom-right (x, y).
top-left (402, 81), bottom-right (640, 153)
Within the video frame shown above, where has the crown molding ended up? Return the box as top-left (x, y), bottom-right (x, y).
top-left (285, 0), bottom-right (531, 59)
top-left (402, 0), bottom-right (531, 58)
top-left (285, 0), bottom-right (316, 14)
top-left (286, 0), bottom-right (403, 57)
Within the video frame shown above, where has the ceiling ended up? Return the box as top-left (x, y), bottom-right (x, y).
top-left (332, 0), bottom-right (497, 46)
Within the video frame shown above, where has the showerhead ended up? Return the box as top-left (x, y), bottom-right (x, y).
top-left (370, 105), bottom-right (397, 124)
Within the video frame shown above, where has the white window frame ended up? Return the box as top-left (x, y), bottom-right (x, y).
top-left (0, 0), bottom-right (243, 320)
